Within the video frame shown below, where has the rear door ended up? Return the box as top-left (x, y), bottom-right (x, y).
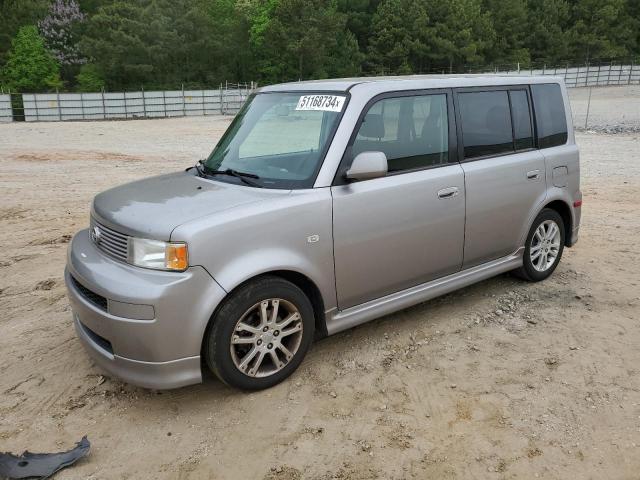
top-left (331, 90), bottom-right (466, 309)
top-left (454, 87), bottom-right (547, 268)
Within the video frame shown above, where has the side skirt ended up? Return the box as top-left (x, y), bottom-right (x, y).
top-left (325, 248), bottom-right (524, 335)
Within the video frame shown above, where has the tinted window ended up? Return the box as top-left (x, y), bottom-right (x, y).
top-left (509, 90), bottom-right (534, 150)
top-left (531, 83), bottom-right (568, 148)
top-left (352, 94), bottom-right (448, 173)
top-left (459, 91), bottom-right (513, 158)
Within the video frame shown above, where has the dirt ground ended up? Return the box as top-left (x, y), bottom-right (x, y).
top-left (0, 86), bottom-right (639, 480)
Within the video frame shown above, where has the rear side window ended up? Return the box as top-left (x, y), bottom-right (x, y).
top-left (531, 84), bottom-right (568, 148)
top-left (509, 90), bottom-right (534, 150)
top-left (458, 91), bottom-right (513, 158)
top-left (351, 94), bottom-right (449, 173)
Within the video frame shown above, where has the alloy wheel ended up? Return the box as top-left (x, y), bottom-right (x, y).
top-left (230, 298), bottom-right (304, 378)
top-left (530, 219), bottom-right (561, 272)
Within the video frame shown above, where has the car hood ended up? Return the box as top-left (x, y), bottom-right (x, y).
top-left (92, 171), bottom-right (288, 240)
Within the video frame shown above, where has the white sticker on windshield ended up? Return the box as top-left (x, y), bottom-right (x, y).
top-left (296, 95), bottom-right (345, 112)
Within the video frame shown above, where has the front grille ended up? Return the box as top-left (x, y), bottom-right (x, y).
top-left (71, 275), bottom-right (108, 311)
top-left (90, 217), bottom-right (129, 263)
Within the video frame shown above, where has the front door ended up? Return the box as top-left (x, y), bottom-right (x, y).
top-left (331, 91), bottom-right (465, 310)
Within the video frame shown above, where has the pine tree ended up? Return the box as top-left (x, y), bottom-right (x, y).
top-left (1, 25), bottom-right (63, 92)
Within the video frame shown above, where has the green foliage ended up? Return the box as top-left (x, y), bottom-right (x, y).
top-left (567, 0), bottom-right (637, 61)
top-left (1, 25), bottom-right (62, 92)
top-left (242, 0), bottom-right (361, 83)
top-left (0, 0), bottom-right (50, 65)
top-left (75, 63), bottom-right (104, 91)
top-left (0, 0), bottom-right (639, 91)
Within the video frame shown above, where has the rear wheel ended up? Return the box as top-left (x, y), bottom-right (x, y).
top-left (204, 276), bottom-right (314, 390)
top-left (514, 208), bottom-right (565, 282)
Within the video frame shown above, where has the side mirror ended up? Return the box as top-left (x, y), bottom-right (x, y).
top-left (345, 151), bottom-right (388, 181)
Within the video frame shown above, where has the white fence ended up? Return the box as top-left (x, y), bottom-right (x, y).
top-left (20, 85), bottom-right (252, 122)
top-left (0, 94), bottom-right (12, 122)
top-left (496, 63), bottom-right (639, 87)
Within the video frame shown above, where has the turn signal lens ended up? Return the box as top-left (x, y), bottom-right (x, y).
top-left (166, 243), bottom-right (188, 271)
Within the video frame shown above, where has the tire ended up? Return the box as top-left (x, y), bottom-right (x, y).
top-left (514, 208), bottom-right (565, 282)
top-left (203, 276), bottom-right (315, 390)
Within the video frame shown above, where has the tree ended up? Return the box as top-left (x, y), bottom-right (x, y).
top-left (423, 0), bottom-right (495, 72)
top-left (367, 0), bottom-right (428, 74)
top-left (1, 25), bottom-right (62, 92)
top-left (483, 0), bottom-right (530, 66)
top-left (39, 0), bottom-right (86, 66)
top-left (525, 0), bottom-right (571, 64)
top-left (75, 63), bottom-right (104, 91)
top-left (337, 0), bottom-right (381, 52)
top-left (567, 0), bottom-right (637, 62)
top-left (243, 0), bottom-right (362, 83)
top-left (0, 0), bottom-right (50, 66)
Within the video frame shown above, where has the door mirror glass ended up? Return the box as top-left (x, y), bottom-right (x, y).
top-left (345, 151), bottom-right (388, 181)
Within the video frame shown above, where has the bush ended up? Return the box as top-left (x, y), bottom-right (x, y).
top-left (75, 63), bottom-right (104, 91)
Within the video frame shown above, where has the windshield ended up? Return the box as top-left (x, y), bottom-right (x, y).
top-left (203, 92), bottom-right (347, 189)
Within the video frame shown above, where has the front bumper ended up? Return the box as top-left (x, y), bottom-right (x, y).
top-left (65, 229), bottom-right (227, 389)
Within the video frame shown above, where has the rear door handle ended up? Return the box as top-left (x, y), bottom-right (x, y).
top-left (527, 170), bottom-right (541, 180)
top-left (437, 187), bottom-right (459, 199)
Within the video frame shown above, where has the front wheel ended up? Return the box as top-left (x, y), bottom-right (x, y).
top-left (514, 208), bottom-right (565, 282)
top-left (204, 276), bottom-right (315, 390)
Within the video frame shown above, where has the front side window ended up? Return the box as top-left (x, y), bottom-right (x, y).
top-left (204, 92), bottom-right (346, 188)
top-left (459, 90), bottom-right (514, 159)
top-left (531, 84), bottom-right (568, 149)
top-left (351, 94), bottom-right (449, 173)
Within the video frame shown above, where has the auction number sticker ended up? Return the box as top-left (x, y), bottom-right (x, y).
top-left (296, 95), bottom-right (346, 112)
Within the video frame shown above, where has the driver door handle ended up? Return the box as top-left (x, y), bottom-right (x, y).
top-left (437, 186), bottom-right (459, 199)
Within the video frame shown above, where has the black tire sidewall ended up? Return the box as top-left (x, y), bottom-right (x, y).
top-left (205, 276), bottom-right (315, 390)
top-left (521, 209), bottom-right (565, 282)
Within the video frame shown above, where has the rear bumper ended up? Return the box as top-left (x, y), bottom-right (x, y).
top-left (65, 230), bottom-right (227, 389)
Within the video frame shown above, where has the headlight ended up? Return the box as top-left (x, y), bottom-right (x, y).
top-left (129, 238), bottom-right (188, 271)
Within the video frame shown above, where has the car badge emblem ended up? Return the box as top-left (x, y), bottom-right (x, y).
top-left (91, 226), bottom-right (102, 244)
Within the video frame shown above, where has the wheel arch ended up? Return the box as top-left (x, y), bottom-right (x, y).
top-left (542, 199), bottom-right (573, 247)
top-left (201, 270), bottom-right (328, 358)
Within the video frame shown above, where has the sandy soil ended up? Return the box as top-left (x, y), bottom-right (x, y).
top-left (0, 87), bottom-right (639, 480)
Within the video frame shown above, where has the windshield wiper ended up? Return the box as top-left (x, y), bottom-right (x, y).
top-left (199, 162), bottom-right (262, 188)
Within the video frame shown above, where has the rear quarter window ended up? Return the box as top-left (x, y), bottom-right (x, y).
top-left (531, 84), bottom-right (568, 148)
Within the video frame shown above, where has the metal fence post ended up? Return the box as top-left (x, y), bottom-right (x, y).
top-left (80, 92), bottom-right (85, 120)
top-left (182, 83), bottom-right (186, 117)
top-left (142, 86), bottom-right (147, 118)
top-left (33, 92), bottom-right (39, 121)
top-left (585, 63), bottom-right (590, 87)
top-left (617, 62), bottom-right (622, 85)
top-left (101, 87), bottom-right (106, 120)
top-left (584, 86), bottom-right (592, 129)
top-left (629, 61), bottom-right (634, 85)
top-left (162, 89), bottom-right (167, 118)
top-left (56, 88), bottom-right (61, 121)
top-left (219, 83), bottom-right (223, 115)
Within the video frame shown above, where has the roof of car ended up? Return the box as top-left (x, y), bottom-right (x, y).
top-left (259, 74), bottom-right (564, 93)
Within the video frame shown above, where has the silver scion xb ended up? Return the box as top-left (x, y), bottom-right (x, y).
top-left (65, 75), bottom-right (581, 390)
